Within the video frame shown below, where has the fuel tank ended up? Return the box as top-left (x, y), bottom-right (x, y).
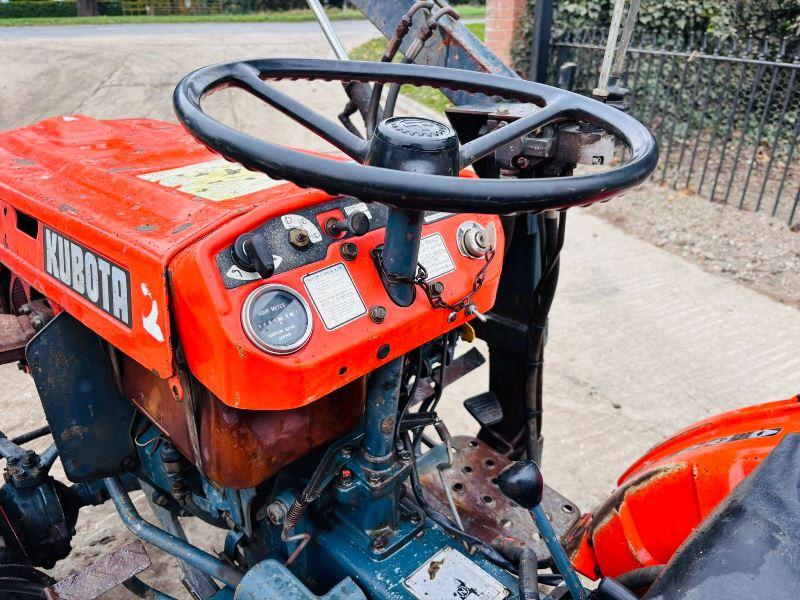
top-left (564, 395), bottom-right (800, 579)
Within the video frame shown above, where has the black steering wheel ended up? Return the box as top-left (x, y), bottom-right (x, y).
top-left (174, 58), bottom-right (658, 214)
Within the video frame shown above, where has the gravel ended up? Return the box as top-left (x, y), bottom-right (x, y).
top-left (589, 182), bottom-right (800, 309)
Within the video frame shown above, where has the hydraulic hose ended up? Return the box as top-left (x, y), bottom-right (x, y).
top-left (525, 211), bottom-right (566, 461)
top-left (615, 565), bottom-right (665, 592)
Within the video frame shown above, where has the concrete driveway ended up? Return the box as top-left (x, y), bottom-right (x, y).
top-left (1, 21), bottom-right (799, 598)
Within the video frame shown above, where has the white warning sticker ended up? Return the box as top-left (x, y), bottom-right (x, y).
top-left (280, 214), bottom-right (323, 243)
top-left (418, 233), bottom-right (455, 281)
top-left (138, 159), bottom-right (285, 201)
top-left (343, 201), bottom-right (372, 220)
top-left (404, 547), bottom-right (511, 600)
top-left (303, 263), bottom-right (366, 330)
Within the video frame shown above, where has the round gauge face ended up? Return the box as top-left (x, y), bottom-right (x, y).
top-left (242, 285), bottom-right (313, 354)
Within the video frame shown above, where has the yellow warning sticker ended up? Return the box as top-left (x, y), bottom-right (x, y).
top-left (139, 159), bottom-right (286, 201)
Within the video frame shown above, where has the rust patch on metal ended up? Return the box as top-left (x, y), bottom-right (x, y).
top-left (416, 436), bottom-right (580, 563)
top-left (60, 425), bottom-right (90, 441)
top-left (427, 558), bottom-right (444, 580)
top-left (123, 355), bottom-right (367, 488)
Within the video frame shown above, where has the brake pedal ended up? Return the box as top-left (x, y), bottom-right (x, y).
top-left (464, 392), bottom-right (503, 427)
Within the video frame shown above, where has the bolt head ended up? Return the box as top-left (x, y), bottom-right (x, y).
top-left (289, 228), bottom-right (311, 249)
top-left (368, 471), bottom-right (381, 483)
top-left (431, 281), bottom-right (445, 296)
top-left (371, 535), bottom-right (387, 551)
top-left (369, 305), bottom-right (387, 324)
top-left (265, 501), bottom-right (287, 526)
top-left (340, 242), bottom-right (359, 261)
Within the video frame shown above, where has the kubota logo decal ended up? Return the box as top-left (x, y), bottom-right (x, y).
top-left (43, 226), bottom-right (131, 327)
top-left (677, 427), bottom-right (783, 456)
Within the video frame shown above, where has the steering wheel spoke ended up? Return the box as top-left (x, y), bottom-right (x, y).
top-left (234, 70), bottom-right (368, 162)
top-left (174, 59), bottom-right (658, 213)
top-left (458, 100), bottom-right (567, 168)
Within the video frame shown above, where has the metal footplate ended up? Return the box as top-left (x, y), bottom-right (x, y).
top-left (415, 436), bottom-right (580, 564)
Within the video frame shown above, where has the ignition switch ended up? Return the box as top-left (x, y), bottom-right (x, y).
top-left (232, 232), bottom-right (275, 279)
top-left (457, 222), bottom-right (496, 258)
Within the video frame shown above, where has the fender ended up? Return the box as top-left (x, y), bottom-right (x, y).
top-left (564, 394), bottom-right (800, 579)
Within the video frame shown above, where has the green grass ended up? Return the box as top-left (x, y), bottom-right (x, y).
top-left (0, 5), bottom-right (484, 27)
top-left (351, 22), bottom-right (485, 114)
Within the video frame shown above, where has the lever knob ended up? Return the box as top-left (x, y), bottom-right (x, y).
top-left (325, 212), bottom-right (369, 237)
top-left (497, 460), bottom-right (544, 510)
top-left (232, 233), bottom-right (275, 279)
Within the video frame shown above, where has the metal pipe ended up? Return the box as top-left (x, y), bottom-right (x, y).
top-left (362, 357), bottom-right (404, 464)
top-left (103, 478), bottom-right (243, 588)
top-left (593, 0), bottom-right (628, 99)
top-left (528, 0), bottom-right (554, 83)
top-left (381, 208), bottom-right (424, 307)
top-left (38, 443), bottom-right (58, 473)
top-left (123, 577), bottom-right (178, 600)
top-left (610, 0), bottom-right (642, 78)
top-left (11, 425), bottom-right (51, 445)
top-left (304, 0), bottom-right (349, 61)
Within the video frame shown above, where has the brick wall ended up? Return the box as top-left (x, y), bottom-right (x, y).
top-left (485, 0), bottom-right (528, 67)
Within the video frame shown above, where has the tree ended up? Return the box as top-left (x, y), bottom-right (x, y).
top-left (77, 0), bottom-right (99, 16)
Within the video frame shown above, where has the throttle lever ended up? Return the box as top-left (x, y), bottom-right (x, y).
top-left (325, 211), bottom-right (369, 237)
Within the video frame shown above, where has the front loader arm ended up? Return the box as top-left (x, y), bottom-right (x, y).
top-left (349, 0), bottom-right (518, 105)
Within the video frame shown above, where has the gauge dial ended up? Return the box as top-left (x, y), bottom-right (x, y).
top-left (242, 284), bottom-right (313, 354)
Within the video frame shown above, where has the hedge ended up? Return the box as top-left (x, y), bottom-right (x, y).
top-left (512, 0), bottom-right (800, 74)
top-left (0, 1), bottom-right (122, 18)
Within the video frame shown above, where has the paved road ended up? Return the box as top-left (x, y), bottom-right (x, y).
top-left (1, 21), bottom-right (799, 598)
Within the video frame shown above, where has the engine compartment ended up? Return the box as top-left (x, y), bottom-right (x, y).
top-left (0, 115), bottom-right (504, 411)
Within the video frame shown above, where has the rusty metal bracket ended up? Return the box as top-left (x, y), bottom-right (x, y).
top-left (348, 0), bottom-right (518, 106)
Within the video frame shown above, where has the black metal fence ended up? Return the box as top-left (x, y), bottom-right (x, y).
top-left (551, 29), bottom-right (800, 226)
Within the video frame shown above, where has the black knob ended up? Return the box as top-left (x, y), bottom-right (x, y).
top-left (325, 211), bottom-right (369, 237)
top-left (232, 232), bottom-right (275, 279)
top-left (497, 460), bottom-right (544, 510)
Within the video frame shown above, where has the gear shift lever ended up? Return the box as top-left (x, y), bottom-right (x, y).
top-left (498, 461), bottom-right (587, 600)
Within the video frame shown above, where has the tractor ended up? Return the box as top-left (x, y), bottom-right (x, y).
top-left (0, 1), bottom-right (798, 599)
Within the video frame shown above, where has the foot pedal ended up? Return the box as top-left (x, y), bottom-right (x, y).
top-left (464, 392), bottom-right (503, 427)
top-left (44, 540), bottom-right (151, 600)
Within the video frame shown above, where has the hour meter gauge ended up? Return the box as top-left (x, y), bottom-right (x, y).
top-left (242, 284), bottom-right (313, 354)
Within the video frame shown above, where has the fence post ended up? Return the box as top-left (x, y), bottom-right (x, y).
top-left (528, 0), bottom-right (554, 83)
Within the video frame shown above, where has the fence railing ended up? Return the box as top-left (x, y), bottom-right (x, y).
top-left (551, 29), bottom-right (800, 226)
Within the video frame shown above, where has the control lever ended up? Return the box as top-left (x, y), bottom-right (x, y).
top-left (325, 211), bottom-right (369, 237)
top-left (232, 232), bottom-right (275, 279)
top-left (497, 461), bottom-right (587, 600)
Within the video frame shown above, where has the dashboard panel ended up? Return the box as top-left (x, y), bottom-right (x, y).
top-left (169, 186), bottom-right (505, 411)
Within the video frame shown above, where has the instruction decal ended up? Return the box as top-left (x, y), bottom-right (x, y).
top-left (44, 226), bottom-right (131, 327)
top-left (139, 159), bottom-right (286, 201)
top-left (418, 233), bottom-right (455, 280)
top-left (303, 263), bottom-right (366, 330)
top-left (404, 547), bottom-right (510, 600)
